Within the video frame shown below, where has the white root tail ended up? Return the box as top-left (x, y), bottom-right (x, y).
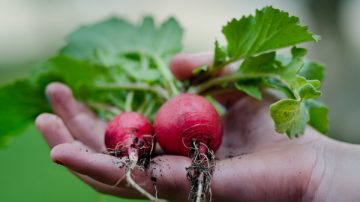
top-left (195, 172), bottom-right (204, 202)
top-left (189, 142), bottom-right (215, 202)
top-left (125, 151), bottom-right (169, 202)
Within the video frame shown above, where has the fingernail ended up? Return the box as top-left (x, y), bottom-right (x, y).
top-left (54, 159), bottom-right (64, 166)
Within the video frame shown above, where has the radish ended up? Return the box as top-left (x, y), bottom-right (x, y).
top-left (154, 93), bottom-right (223, 202)
top-left (105, 112), bottom-right (166, 202)
top-left (105, 112), bottom-right (153, 159)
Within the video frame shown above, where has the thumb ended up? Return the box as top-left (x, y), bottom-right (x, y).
top-left (170, 52), bottom-right (213, 81)
top-left (170, 52), bottom-right (243, 108)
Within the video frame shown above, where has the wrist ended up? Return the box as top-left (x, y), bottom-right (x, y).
top-left (307, 137), bottom-right (360, 202)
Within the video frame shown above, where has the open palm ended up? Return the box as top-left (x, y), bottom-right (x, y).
top-left (36, 53), bottom-right (332, 202)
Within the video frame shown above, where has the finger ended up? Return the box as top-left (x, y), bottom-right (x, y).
top-left (34, 114), bottom-right (135, 197)
top-left (74, 173), bottom-right (140, 198)
top-left (170, 52), bottom-right (213, 81)
top-left (35, 113), bottom-right (74, 148)
top-left (51, 142), bottom-right (191, 201)
top-left (170, 53), bottom-right (242, 108)
top-left (50, 142), bottom-right (124, 185)
top-left (46, 82), bottom-right (106, 152)
top-left (170, 52), bottom-right (237, 81)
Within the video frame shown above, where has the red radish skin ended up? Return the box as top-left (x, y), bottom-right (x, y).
top-left (154, 93), bottom-right (223, 156)
top-left (104, 112), bottom-right (167, 202)
top-left (154, 93), bottom-right (223, 202)
top-left (105, 112), bottom-right (153, 157)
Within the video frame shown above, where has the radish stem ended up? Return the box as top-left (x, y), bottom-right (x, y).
top-left (152, 55), bottom-right (179, 96)
top-left (125, 92), bottom-right (134, 112)
top-left (87, 101), bottom-right (122, 115)
top-left (95, 82), bottom-right (169, 100)
top-left (189, 72), bottom-right (289, 95)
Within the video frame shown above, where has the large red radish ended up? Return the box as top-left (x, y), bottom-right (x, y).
top-left (154, 93), bottom-right (223, 202)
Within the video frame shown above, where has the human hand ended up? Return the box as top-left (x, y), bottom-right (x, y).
top-left (35, 52), bottom-right (360, 202)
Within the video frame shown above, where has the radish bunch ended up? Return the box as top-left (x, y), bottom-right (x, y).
top-left (0, 6), bottom-right (326, 202)
top-left (100, 7), bottom-right (321, 202)
top-left (105, 94), bottom-right (223, 202)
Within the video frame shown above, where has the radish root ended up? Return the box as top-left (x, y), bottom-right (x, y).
top-left (195, 172), bottom-right (204, 202)
top-left (109, 137), bottom-right (167, 202)
top-left (125, 152), bottom-right (168, 202)
top-left (187, 141), bottom-right (215, 202)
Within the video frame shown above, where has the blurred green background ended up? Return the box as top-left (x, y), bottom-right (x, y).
top-left (1, 0), bottom-right (360, 201)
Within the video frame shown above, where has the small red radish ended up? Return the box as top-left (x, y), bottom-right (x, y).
top-left (105, 112), bottom-right (153, 158)
top-left (105, 112), bottom-right (166, 202)
top-left (154, 93), bottom-right (223, 202)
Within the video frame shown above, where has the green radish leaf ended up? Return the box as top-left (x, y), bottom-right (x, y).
top-left (34, 56), bottom-right (111, 90)
top-left (0, 80), bottom-right (50, 147)
top-left (300, 62), bottom-right (325, 82)
top-left (299, 83), bottom-right (321, 99)
top-left (60, 16), bottom-right (182, 97)
top-left (61, 18), bottom-right (137, 65)
top-left (280, 47), bottom-right (306, 81)
top-left (213, 40), bottom-right (228, 67)
top-left (192, 65), bottom-right (209, 75)
top-left (210, 44), bottom-right (325, 137)
top-left (262, 78), bottom-right (295, 99)
top-left (0, 7), bottom-right (330, 148)
top-left (121, 65), bottom-right (161, 82)
top-left (306, 99), bottom-right (329, 134)
top-left (222, 6), bottom-right (319, 59)
top-left (61, 16), bottom-right (183, 65)
top-left (307, 80), bottom-right (321, 89)
top-left (289, 75), bottom-right (321, 99)
top-left (270, 99), bottom-right (309, 138)
top-left (235, 83), bottom-right (262, 100)
top-left (291, 46), bottom-right (307, 57)
top-left (32, 56), bottom-right (143, 114)
top-left (154, 17), bottom-right (183, 59)
top-left (239, 51), bottom-right (277, 73)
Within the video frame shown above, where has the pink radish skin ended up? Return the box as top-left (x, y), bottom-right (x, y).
top-left (154, 93), bottom-right (223, 156)
top-left (105, 112), bottom-right (153, 157)
top-left (154, 93), bottom-right (223, 202)
top-left (104, 112), bottom-right (167, 202)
